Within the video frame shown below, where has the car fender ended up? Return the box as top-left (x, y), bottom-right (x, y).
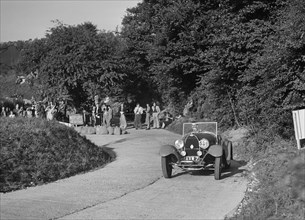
top-left (208, 144), bottom-right (223, 157)
top-left (159, 145), bottom-right (181, 160)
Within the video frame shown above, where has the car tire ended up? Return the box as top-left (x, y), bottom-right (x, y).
top-left (161, 156), bottom-right (172, 178)
top-left (222, 140), bottom-right (233, 169)
top-left (222, 151), bottom-right (230, 169)
top-left (214, 157), bottom-right (221, 180)
top-left (227, 140), bottom-right (233, 163)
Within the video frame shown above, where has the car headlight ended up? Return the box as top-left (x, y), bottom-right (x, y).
top-left (180, 151), bottom-right (186, 156)
top-left (197, 150), bottom-right (203, 156)
top-left (199, 138), bottom-right (209, 149)
top-left (175, 139), bottom-right (184, 149)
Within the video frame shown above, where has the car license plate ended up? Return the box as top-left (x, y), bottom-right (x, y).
top-left (186, 156), bottom-right (198, 161)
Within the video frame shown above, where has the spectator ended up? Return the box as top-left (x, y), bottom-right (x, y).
top-left (102, 104), bottom-right (108, 126)
top-left (144, 103), bottom-right (151, 130)
top-left (101, 102), bottom-right (106, 124)
top-left (1, 106), bottom-right (7, 117)
top-left (82, 109), bottom-right (89, 126)
top-left (13, 103), bottom-right (20, 117)
top-left (106, 105), bottom-right (113, 127)
top-left (34, 102), bottom-right (43, 118)
top-left (119, 103), bottom-right (127, 133)
top-left (57, 99), bottom-right (67, 122)
top-left (152, 102), bottom-right (161, 129)
top-left (26, 107), bottom-right (33, 118)
top-left (161, 112), bottom-right (173, 129)
top-left (134, 103), bottom-right (143, 129)
top-left (46, 102), bottom-right (56, 121)
top-left (5, 107), bottom-right (10, 116)
top-left (95, 103), bottom-right (102, 126)
top-left (9, 110), bottom-right (15, 118)
top-left (18, 106), bottom-right (24, 117)
top-left (91, 106), bottom-right (96, 126)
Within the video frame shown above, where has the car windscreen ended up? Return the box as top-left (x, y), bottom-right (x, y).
top-left (183, 122), bottom-right (217, 136)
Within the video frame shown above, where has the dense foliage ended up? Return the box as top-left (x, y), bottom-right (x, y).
top-left (17, 22), bottom-right (126, 107)
top-left (226, 129), bottom-right (305, 220)
top-left (0, 117), bottom-right (112, 192)
top-left (121, 0), bottom-right (305, 133)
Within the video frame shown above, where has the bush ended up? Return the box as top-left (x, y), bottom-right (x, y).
top-left (229, 130), bottom-right (305, 220)
top-left (0, 117), bottom-right (113, 193)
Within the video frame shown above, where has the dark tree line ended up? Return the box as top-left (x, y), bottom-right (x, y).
top-left (121, 0), bottom-right (305, 136)
top-left (14, 0), bottom-right (305, 136)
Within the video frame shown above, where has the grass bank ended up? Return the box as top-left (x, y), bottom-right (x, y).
top-left (0, 117), bottom-right (114, 193)
top-left (226, 128), bottom-right (305, 220)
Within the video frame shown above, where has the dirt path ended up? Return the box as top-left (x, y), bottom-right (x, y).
top-left (1, 129), bottom-right (247, 220)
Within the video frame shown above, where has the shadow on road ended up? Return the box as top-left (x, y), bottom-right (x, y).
top-left (101, 146), bottom-right (117, 160)
top-left (100, 138), bottom-right (128, 148)
top-left (171, 160), bottom-right (247, 179)
top-left (221, 160), bottom-right (247, 179)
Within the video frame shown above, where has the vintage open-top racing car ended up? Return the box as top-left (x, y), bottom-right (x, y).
top-left (160, 122), bottom-right (233, 180)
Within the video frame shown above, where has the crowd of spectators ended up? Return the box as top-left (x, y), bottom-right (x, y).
top-left (85, 100), bottom-right (174, 131)
top-left (133, 102), bottom-right (174, 130)
top-left (0, 98), bottom-right (68, 121)
top-left (81, 97), bottom-right (128, 133)
top-left (1, 96), bottom-right (175, 131)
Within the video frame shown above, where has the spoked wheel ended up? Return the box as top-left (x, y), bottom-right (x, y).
top-left (161, 156), bottom-right (172, 178)
top-left (222, 152), bottom-right (230, 169)
top-left (214, 157), bottom-right (221, 180)
top-left (222, 140), bottom-right (233, 169)
top-left (227, 141), bottom-right (233, 167)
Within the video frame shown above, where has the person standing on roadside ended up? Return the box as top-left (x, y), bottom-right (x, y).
top-left (13, 103), bottom-right (20, 117)
top-left (106, 105), bottom-right (113, 127)
top-left (144, 103), bottom-right (151, 130)
top-left (102, 103), bottom-right (108, 126)
top-left (46, 101), bottom-right (56, 121)
top-left (119, 103), bottom-right (127, 133)
top-left (134, 103), bottom-right (143, 129)
top-left (91, 106), bottom-right (96, 126)
top-left (95, 103), bottom-right (102, 126)
top-left (9, 110), bottom-right (15, 118)
top-left (152, 102), bottom-right (161, 129)
top-left (1, 106), bottom-right (7, 117)
top-left (18, 106), bottom-right (25, 117)
top-left (5, 107), bottom-right (10, 116)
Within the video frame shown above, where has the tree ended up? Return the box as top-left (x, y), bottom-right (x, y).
top-left (121, 0), bottom-right (220, 113)
top-left (237, 0), bottom-right (305, 135)
top-left (19, 21), bottom-right (126, 108)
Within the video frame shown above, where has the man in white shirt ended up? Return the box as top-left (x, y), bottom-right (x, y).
top-left (134, 103), bottom-right (143, 129)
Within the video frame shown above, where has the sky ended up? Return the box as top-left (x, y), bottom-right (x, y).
top-left (0, 0), bottom-right (142, 42)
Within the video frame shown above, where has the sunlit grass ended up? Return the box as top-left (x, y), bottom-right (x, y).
top-left (0, 117), bottom-right (113, 193)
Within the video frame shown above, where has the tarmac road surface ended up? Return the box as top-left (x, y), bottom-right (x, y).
top-left (0, 128), bottom-right (247, 220)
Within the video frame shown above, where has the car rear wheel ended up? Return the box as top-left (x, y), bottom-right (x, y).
top-left (222, 152), bottom-right (230, 169)
top-left (214, 157), bottom-right (221, 180)
top-left (227, 141), bottom-right (233, 166)
top-left (223, 140), bottom-right (233, 169)
top-left (161, 156), bottom-right (172, 178)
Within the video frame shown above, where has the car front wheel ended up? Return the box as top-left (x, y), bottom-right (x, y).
top-left (214, 157), bottom-right (221, 180)
top-left (161, 156), bottom-right (172, 178)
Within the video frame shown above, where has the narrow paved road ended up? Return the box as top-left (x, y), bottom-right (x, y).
top-left (1, 129), bottom-right (247, 220)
